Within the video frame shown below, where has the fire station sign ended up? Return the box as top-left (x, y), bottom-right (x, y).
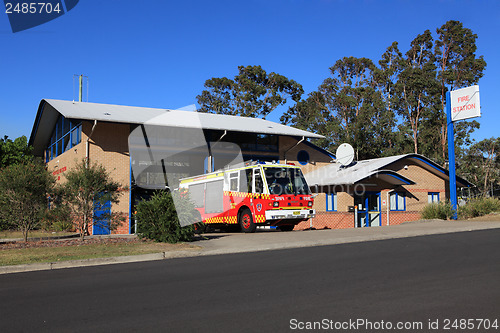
top-left (450, 85), bottom-right (480, 121)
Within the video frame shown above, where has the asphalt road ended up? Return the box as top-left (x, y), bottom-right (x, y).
top-left (1, 229), bottom-right (499, 332)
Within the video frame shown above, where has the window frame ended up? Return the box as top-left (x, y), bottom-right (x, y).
top-left (390, 192), bottom-right (406, 211)
top-left (428, 192), bottom-right (440, 203)
top-left (45, 115), bottom-right (82, 162)
top-left (325, 192), bottom-right (337, 212)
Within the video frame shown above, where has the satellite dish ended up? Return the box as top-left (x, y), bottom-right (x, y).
top-left (336, 143), bottom-right (355, 166)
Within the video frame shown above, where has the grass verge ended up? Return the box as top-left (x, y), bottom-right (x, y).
top-left (0, 241), bottom-right (200, 266)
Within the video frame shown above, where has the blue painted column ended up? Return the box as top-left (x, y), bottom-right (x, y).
top-left (446, 91), bottom-right (458, 219)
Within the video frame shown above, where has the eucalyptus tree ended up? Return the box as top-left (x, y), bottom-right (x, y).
top-left (394, 30), bottom-right (441, 156)
top-left (435, 20), bottom-right (486, 161)
top-left (283, 57), bottom-right (394, 159)
top-left (197, 65), bottom-right (304, 119)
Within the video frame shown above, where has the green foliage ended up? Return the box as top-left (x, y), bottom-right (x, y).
top-left (458, 197), bottom-right (500, 219)
top-left (61, 159), bottom-right (125, 240)
top-left (135, 191), bottom-right (197, 243)
top-left (282, 56), bottom-right (396, 159)
top-left (421, 201), bottom-right (455, 220)
top-left (457, 137), bottom-right (499, 196)
top-left (281, 20), bottom-right (485, 162)
top-left (0, 135), bottom-right (33, 168)
top-left (41, 203), bottom-right (74, 232)
top-left (197, 65), bottom-right (304, 118)
top-left (0, 162), bottom-right (55, 241)
top-left (434, 20), bottom-right (487, 161)
top-left (394, 30), bottom-right (441, 155)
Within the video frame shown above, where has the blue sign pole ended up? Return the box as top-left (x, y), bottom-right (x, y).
top-left (446, 91), bottom-right (458, 219)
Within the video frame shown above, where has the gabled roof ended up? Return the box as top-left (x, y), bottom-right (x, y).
top-left (304, 153), bottom-right (473, 188)
top-left (29, 99), bottom-right (324, 156)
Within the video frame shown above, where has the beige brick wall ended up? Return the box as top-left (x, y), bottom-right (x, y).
top-left (279, 137), bottom-right (333, 175)
top-left (297, 157), bottom-right (450, 228)
top-left (386, 160), bottom-right (446, 212)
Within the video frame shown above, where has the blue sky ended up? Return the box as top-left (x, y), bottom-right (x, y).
top-left (1, 0), bottom-right (499, 144)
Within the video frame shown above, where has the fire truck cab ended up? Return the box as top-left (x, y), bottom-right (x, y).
top-left (179, 161), bottom-right (315, 232)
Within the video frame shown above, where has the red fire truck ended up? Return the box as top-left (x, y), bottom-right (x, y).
top-left (179, 161), bottom-right (315, 232)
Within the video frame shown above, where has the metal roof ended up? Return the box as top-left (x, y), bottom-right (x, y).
top-left (304, 153), bottom-right (473, 188)
top-left (29, 99), bottom-right (324, 156)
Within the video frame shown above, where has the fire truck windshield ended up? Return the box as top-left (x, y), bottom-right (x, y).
top-left (263, 167), bottom-right (311, 195)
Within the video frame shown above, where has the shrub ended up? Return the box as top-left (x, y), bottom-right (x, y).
top-left (135, 191), bottom-right (197, 243)
top-left (61, 159), bottom-right (125, 240)
top-left (0, 162), bottom-right (55, 241)
top-left (421, 201), bottom-right (455, 220)
top-left (458, 197), bottom-right (500, 219)
top-left (40, 204), bottom-right (74, 232)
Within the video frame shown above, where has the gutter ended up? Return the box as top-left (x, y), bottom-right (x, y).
top-left (86, 120), bottom-right (98, 165)
top-left (284, 136), bottom-right (305, 164)
top-left (387, 189), bottom-right (395, 226)
top-left (207, 130), bottom-right (227, 172)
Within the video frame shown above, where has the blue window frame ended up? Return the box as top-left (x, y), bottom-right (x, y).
top-left (428, 192), bottom-right (440, 203)
top-left (390, 192), bottom-right (406, 211)
top-left (325, 193), bottom-right (337, 211)
top-left (45, 115), bottom-right (82, 162)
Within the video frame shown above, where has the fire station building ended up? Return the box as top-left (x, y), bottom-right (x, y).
top-left (29, 99), bottom-right (472, 234)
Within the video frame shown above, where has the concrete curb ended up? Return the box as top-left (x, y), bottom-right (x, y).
top-left (2, 220), bottom-right (500, 275)
top-left (0, 252), bottom-right (167, 274)
top-left (0, 233), bottom-right (80, 244)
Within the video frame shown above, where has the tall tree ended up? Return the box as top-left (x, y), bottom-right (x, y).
top-left (280, 91), bottom-right (331, 149)
top-left (282, 57), bottom-right (395, 159)
top-left (394, 30), bottom-right (441, 155)
top-left (373, 42), bottom-right (411, 155)
top-left (435, 20), bottom-right (486, 162)
top-left (0, 135), bottom-right (33, 168)
top-left (197, 65), bottom-right (304, 118)
top-left (374, 42), bottom-right (403, 120)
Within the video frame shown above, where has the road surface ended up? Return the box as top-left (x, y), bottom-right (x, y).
top-left (1, 229), bottom-right (499, 332)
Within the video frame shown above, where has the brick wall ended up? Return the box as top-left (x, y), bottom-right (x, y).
top-left (290, 157), bottom-right (449, 230)
top-left (47, 121), bottom-right (131, 235)
top-left (294, 211), bottom-right (422, 230)
top-left (87, 121), bottom-right (131, 234)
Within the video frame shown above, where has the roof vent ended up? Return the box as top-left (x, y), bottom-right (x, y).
top-left (104, 112), bottom-right (111, 116)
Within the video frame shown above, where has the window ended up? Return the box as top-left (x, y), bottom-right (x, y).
top-left (297, 150), bottom-right (310, 165)
top-left (390, 192), bottom-right (406, 211)
top-left (45, 115), bottom-right (82, 162)
top-left (428, 192), bottom-right (440, 203)
top-left (325, 193), bottom-right (337, 211)
top-left (219, 132), bottom-right (279, 153)
top-left (254, 169), bottom-right (263, 194)
top-left (239, 169), bottom-right (252, 193)
top-left (229, 172), bottom-right (239, 191)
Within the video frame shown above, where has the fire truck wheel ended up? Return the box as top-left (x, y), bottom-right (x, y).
top-left (239, 208), bottom-right (256, 233)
